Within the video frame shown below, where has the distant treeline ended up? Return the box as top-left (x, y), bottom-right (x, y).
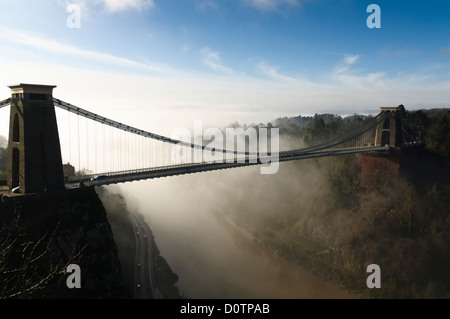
top-left (269, 108), bottom-right (450, 161)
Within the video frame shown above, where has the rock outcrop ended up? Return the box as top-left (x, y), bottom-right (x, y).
top-left (0, 187), bottom-right (130, 299)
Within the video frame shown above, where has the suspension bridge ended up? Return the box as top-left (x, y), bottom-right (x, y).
top-left (0, 84), bottom-right (422, 194)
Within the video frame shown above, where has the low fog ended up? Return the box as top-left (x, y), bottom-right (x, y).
top-left (111, 143), bottom-right (354, 298)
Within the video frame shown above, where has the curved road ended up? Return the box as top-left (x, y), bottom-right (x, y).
top-left (130, 212), bottom-right (164, 299)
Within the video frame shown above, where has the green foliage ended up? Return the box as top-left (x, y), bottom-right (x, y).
top-left (424, 111), bottom-right (450, 160)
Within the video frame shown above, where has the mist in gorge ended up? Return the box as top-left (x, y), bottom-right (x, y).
top-left (116, 162), bottom-right (352, 299)
top-left (2, 105), bottom-right (449, 299)
top-left (108, 115), bottom-right (359, 299)
top-left (110, 109), bottom-right (450, 299)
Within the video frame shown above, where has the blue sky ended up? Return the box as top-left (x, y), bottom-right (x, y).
top-left (0, 0), bottom-right (450, 135)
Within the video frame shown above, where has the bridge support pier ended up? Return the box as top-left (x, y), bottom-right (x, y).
top-left (360, 105), bottom-right (424, 191)
top-left (7, 84), bottom-right (65, 194)
top-left (360, 106), bottom-right (404, 191)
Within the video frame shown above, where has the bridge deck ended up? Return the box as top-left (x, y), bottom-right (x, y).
top-left (67, 146), bottom-right (389, 187)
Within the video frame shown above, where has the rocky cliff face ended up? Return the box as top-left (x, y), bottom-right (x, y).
top-left (0, 187), bottom-right (130, 299)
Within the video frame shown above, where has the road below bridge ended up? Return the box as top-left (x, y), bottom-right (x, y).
top-left (129, 212), bottom-right (164, 299)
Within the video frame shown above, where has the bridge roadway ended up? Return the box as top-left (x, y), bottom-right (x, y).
top-left (69, 145), bottom-right (390, 187)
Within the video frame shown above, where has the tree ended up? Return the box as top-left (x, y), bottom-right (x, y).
top-left (0, 136), bottom-right (7, 173)
top-left (426, 113), bottom-right (450, 160)
top-left (0, 135), bottom-right (7, 149)
top-left (0, 213), bottom-right (85, 299)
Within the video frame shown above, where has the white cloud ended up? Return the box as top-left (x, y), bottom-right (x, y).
top-left (330, 54), bottom-right (391, 90)
top-left (334, 72), bottom-right (388, 90)
top-left (0, 27), bottom-right (448, 143)
top-left (200, 47), bottom-right (234, 75)
top-left (344, 54), bottom-right (359, 66)
top-left (100, 0), bottom-right (154, 12)
top-left (241, 0), bottom-right (300, 11)
top-left (256, 61), bottom-right (335, 96)
top-left (257, 62), bottom-right (301, 84)
top-left (333, 54), bottom-right (360, 75)
top-left (1, 55), bottom-right (449, 145)
top-left (0, 27), bottom-right (168, 73)
top-left (196, 0), bottom-right (219, 12)
top-left (328, 54), bottom-right (441, 92)
top-left (64, 0), bottom-right (154, 13)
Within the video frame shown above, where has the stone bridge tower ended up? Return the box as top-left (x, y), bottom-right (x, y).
top-left (374, 106), bottom-right (403, 147)
top-left (360, 105), bottom-right (405, 191)
top-left (7, 84), bottom-right (65, 194)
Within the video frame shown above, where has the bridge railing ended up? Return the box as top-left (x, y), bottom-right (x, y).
top-left (66, 143), bottom-right (391, 186)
